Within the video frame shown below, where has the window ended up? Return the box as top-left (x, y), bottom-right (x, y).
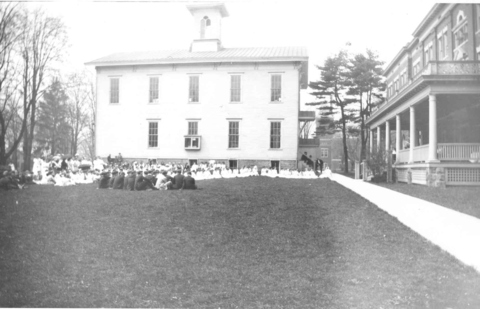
top-left (149, 77), bottom-right (159, 103)
top-left (454, 23), bottom-right (468, 49)
top-left (424, 44), bottom-right (433, 63)
top-left (271, 74), bottom-right (282, 101)
top-left (200, 16), bottom-right (211, 39)
top-left (188, 121), bottom-right (198, 135)
top-left (228, 121), bottom-right (239, 148)
top-left (321, 148), bottom-right (329, 158)
top-left (184, 136), bottom-right (200, 149)
top-left (110, 78), bottom-right (119, 104)
top-left (230, 75), bottom-right (241, 102)
top-left (148, 122), bottom-right (158, 148)
top-left (229, 160), bottom-right (237, 169)
top-left (189, 76), bottom-right (199, 102)
top-left (270, 121), bottom-right (281, 148)
top-left (438, 30), bottom-right (448, 59)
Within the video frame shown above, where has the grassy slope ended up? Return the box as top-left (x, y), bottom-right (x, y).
top-left (1, 178), bottom-right (479, 308)
top-left (377, 182), bottom-right (480, 220)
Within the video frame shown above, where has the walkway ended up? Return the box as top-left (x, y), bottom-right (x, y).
top-left (330, 173), bottom-right (480, 273)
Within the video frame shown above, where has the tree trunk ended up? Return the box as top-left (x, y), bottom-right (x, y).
top-left (340, 105), bottom-right (349, 174)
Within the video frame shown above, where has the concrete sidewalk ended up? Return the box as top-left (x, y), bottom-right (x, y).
top-left (330, 173), bottom-right (480, 273)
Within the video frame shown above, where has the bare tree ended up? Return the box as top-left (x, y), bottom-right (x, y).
top-left (0, 3), bottom-right (24, 166)
top-left (20, 7), bottom-right (68, 171)
top-left (65, 71), bottom-right (90, 156)
top-left (83, 74), bottom-right (96, 160)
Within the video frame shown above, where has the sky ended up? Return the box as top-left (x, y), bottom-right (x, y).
top-left (30, 0), bottom-right (437, 104)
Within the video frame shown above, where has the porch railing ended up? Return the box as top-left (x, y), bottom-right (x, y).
top-left (413, 145), bottom-right (429, 162)
top-left (397, 149), bottom-right (409, 163)
top-left (437, 143), bottom-right (480, 161)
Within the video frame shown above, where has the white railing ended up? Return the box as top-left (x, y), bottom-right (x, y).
top-left (437, 143), bottom-right (480, 161)
top-left (397, 149), bottom-right (409, 163)
top-left (413, 145), bottom-right (429, 162)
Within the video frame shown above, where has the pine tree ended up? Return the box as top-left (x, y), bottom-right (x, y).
top-left (307, 50), bottom-right (357, 174)
top-left (347, 49), bottom-right (385, 161)
top-left (36, 80), bottom-right (70, 156)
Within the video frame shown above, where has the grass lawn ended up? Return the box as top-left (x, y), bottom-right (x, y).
top-left (376, 182), bottom-right (480, 220)
top-left (1, 177), bottom-right (480, 308)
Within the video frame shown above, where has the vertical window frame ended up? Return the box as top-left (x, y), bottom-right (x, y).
top-left (270, 74), bottom-right (282, 102)
top-left (228, 121), bottom-right (239, 149)
top-left (189, 75), bottom-right (200, 103)
top-left (149, 76), bottom-right (159, 103)
top-left (230, 75), bottom-right (241, 102)
top-left (188, 121), bottom-right (198, 135)
top-left (270, 121), bottom-right (281, 149)
top-left (110, 78), bottom-right (119, 104)
top-left (148, 121), bottom-right (159, 148)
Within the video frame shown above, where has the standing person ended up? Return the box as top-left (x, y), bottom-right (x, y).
top-left (125, 171), bottom-right (136, 191)
top-left (318, 158), bottom-right (324, 175)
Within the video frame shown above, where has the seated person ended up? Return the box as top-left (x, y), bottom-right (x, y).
top-left (170, 170), bottom-right (185, 190)
top-left (0, 171), bottom-right (23, 190)
top-left (112, 171), bottom-right (125, 189)
top-left (183, 171), bottom-right (197, 190)
top-left (97, 171), bottom-right (111, 189)
top-left (155, 171), bottom-right (171, 190)
top-left (134, 171), bottom-right (157, 191)
top-left (124, 171), bottom-right (136, 191)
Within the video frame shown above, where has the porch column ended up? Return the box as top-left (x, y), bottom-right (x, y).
top-left (377, 126), bottom-right (381, 151)
top-left (409, 106), bottom-right (415, 163)
top-left (396, 114), bottom-right (401, 151)
top-left (428, 94), bottom-right (439, 162)
top-left (369, 129), bottom-right (373, 153)
top-left (385, 120), bottom-right (390, 152)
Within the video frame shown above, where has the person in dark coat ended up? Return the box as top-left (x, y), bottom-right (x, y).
top-left (109, 170), bottom-right (118, 188)
top-left (112, 171), bottom-right (125, 189)
top-left (171, 170), bottom-right (185, 190)
top-left (125, 171), bottom-right (136, 191)
top-left (98, 171), bottom-right (111, 189)
top-left (183, 171), bottom-right (197, 190)
top-left (134, 171), bottom-right (157, 191)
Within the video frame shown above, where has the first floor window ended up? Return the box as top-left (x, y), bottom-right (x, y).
top-left (228, 121), bottom-right (239, 148)
top-left (148, 122), bottom-right (158, 147)
top-left (110, 78), bottom-right (119, 103)
top-left (149, 77), bottom-right (159, 103)
top-left (188, 121), bottom-right (198, 135)
top-left (271, 74), bottom-right (282, 101)
top-left (189, 75), bottom-right (199, 102)
top-left (270, 121), bottom-right (281, 148)
top-left (321, 148), bottom-right (329, 158)
top-left (229, 160), bottom-right (237, 169)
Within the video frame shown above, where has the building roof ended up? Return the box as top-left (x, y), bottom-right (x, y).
top-left (86, 46), bottom-right (308, 66)
top-left (186, 3), bottom-right (229, 17)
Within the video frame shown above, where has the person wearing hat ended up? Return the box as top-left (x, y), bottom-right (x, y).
top-left (112, 170), bottom-right (125, 190)
top-left (135, 170), bottom-right (157, 191)
top-left (124, 170), bottom-right (136, 191)
top-left (108, 170), bottom-right (118, 188)
top-left (98, 170), bottom-right (111, 189)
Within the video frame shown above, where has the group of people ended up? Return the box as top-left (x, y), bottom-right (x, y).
top-left (1, 153), bottom-right (332, 191)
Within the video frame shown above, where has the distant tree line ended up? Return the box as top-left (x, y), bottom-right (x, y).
top-left (0, 3), bottom-right (95, 171)
top-left (308, 46), bottom-right (385, 173)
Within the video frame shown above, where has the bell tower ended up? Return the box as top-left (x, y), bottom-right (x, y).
top-left (187, 3), bottom-right (229, 52)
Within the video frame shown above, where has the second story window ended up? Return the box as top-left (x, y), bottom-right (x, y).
top-left (321, 148), bottom-right (329, 158)
top-left (230, 75), bottom-right (241, 102)
top-left (188, 121), bottom-right (198, 135)
top-left (454, 23), bottom-right (468, 49)
top-left (149, 77), bottom-right (159, 103)
top-left (424, 44), bottom-right (433, 64)
top-left (110, 78), bottom-right (119, 104)
top-left (189, 75), bottom-right (199, 102)
top-left (271, 74), bottom-right (282, 102)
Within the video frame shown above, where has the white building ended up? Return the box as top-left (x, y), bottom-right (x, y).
top-left (87, 3), bottom-right (315, 169)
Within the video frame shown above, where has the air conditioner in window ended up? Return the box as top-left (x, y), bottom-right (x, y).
top-left (184, 135), bottom-right (201, 150)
